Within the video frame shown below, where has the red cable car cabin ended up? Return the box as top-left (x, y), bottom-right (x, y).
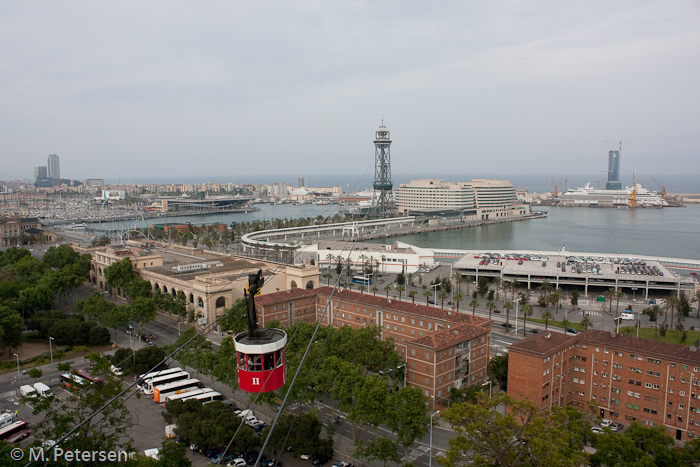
top-left (235, 328), bottom-right (287, 393)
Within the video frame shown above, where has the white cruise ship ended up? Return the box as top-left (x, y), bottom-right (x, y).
top-left (559, 183), bottom-right (667, 207)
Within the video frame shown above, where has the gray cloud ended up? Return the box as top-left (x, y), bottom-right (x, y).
top-left (1, 1), bottom-right (698, 180)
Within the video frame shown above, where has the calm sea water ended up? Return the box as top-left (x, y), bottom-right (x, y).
top-left (89, 203), bottom-right (700, 261)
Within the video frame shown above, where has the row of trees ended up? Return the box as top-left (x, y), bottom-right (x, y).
top-left (0, 245), bottom-right (92, 355)
top-left (438, 392), bottom-right (700, 467)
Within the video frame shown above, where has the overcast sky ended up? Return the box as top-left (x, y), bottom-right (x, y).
top-left (1, 1), bottom-right (699, 182)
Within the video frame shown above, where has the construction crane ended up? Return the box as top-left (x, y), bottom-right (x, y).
top-left (562, 178), bottom-right (572, 192)
top-left (550, 178), bottom-right (559, 198)
top-left (651, 177), bottom-right (667, 197)
top-left (604, 141), bottom-right (628, 152)
top-left (627, 172), bottom-right (642, 208)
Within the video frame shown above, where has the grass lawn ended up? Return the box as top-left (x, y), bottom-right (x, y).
top-left (521, 316), bottom-right (700, 345)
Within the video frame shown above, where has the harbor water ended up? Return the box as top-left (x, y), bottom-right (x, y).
top-left (86, 203), bottom-right (700, 261)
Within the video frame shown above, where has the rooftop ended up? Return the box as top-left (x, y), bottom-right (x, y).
top-left (509, 331), bottom-right (577, 357)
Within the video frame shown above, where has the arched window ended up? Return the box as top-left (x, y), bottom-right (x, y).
top-left (163, 286), bottom-right (168, 293)
top-left (172, 289), bottom-right (177, 297)
top-left (306, 280), bottom-right (314, 290)
top-left (189, 293), bottom-right (194, 304)
top-left (98, 267), bottom-right (102, 275)
top-left (155, 284), bottom-right (161, 291)
top-left (197, 297), bottom-right (204, 307)
top-left (290, 281), bottom-right (297, 289)
top-left (216, 297), bottom-right (226, 308)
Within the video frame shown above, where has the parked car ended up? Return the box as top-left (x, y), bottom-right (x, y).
top-left (313, 456), bottom-right (330, 466)
top-left (609, 421), bottom-right (624, 432)
top-left (500, 323), bottom-right (513, 329)
top-left (300, 454), bottom-right (311, 460)
top-left (565, 327), bottom-right (579, 334)
top-left (591, 427), bottom-right (603, 434)
top-left (227, 458), bottom-right (247, 467)
top-left (530, 328), bottom-right (540, 334)
top-left (110, 365), bottom-right (123, 376)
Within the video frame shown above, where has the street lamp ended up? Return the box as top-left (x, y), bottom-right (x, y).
top-left (397, 363), bottom-right (407, 387)
top-left (431, 284), bottom-right (439, 304)
top-left (429, 411), bottom-right (440, 467)
top-left (49, 337), bottom-right (54, 366)
top-left (126, 331), bottom-right (132, 349)
top-left (631, 287), bottom-right (638, 302)
top-left (482, 380), bottom-right (492, 399)
top-left (513, 297), bottom-right (522, 335)
top-left (13, 353), bottom-right (20, 391)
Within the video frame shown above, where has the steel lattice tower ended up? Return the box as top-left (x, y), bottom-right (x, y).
top-left (370, 122), bottom-right (395, 218)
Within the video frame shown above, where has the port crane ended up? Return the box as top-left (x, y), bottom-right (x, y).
top-left (627, 172), bottom-right (642, 208)
top-left (651, 177), bottom-right (667, 198)
top-left (550, 178), bottom-right (559, 198)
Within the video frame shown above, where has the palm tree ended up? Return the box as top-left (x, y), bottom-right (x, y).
top-left (384, 284), bottom-right (391, 299)
top-left (542, 310), bottom-right (553, 330)
top-left (371, 286), bottom-right (379, 296)
top-left (358, 285), bottom-right (366, 294)
top-left (439, 291), bottom-right (448, 309)
top-left (644, 304), bottom-right (662, 335)
top-left (486, 300), bottom-right (495, 320)
top-left (537, 279), bottom-right (553, 301)
top-left (581, 315), bottom-right (592, 331)
top-left (454, 293), bottom-right (463, 311)
top-left (502, 281), bottom-right (511, 303)
top-left (409, 290), bottom-right (417, 303)
top-left (397, 285), bottom-right (405, 300)
top-left (493, 277), bottom-right (502, 301)
top-left (511, 278), bottom-right (520, 302)
top-left (667, 296), bottom-right (680, 328)
top-left (521, 304), bottom-right (533, 336)
top-left (423, 290), bottom-right (433, 305)
top-left (503, 301), bottom-right (514, 329)
top-left (454, 272), bottom-right (463, 295)
top-left (465, 275), bottom-right (473, 296)
top-left (471, 298), bottom-right (479, 315)
top-left (549, 289), bottom-right (562, 314)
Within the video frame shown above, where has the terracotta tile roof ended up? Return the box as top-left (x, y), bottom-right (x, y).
top-left (408, 323), bottom-right (489, 352)
top-left (315, 287), bottom-right (491, 329)
top-left (579, 329), bottom-right (700, 364)
top-left (509, 331), bottom-right (577, 357)
top-left (257, 288), bottom-right (316, 305)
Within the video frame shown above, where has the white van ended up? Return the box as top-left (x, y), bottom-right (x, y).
top-left (0, 413), bottom-right (13, 429)
top-left (20, 385), bottom-right (36, 398)
top-left (33, 382), bottom-right (54, 398)
top-left (620, 312), bottom-right (635, 321)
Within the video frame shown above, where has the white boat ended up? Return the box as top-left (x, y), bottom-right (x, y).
top-left (559, 183), bottom-right (667, 207)
top-left (66, 223), bottom-right (87, 230)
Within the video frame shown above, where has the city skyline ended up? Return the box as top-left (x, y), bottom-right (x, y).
top-left (1, 2), bottom-right (699, 180)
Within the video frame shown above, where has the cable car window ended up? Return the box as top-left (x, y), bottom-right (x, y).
top-left (248, 355), bottom-right (262, 371)
top-left (275, 350), bottom-right (283, 368)
top-left (264, 353), bottom-right (275, 370)
top-left (238, 353), bottom-right (247, 370)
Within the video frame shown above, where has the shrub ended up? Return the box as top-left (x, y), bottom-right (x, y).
top-left (27, 368), bottom-right (42, 378)
top-left (57, 345), bottom-right (72, 353)
top-left (33, 358), bottom-right (48, 366)
top-left (57, 362), bottom-right (71, 371)
top-left (73, 345), bottom-right (90, 353)
top-left (0, 361), bottom-right (14, 370)
top-left (88, 326), bottom-right (111, 346)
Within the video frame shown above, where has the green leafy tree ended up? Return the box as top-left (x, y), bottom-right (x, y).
top-left (476, 277), bottom-right (489, 297)
top-left (0, 306), bottom-right (24, 354)
top-left (581, 315), bottom-right (592, 331)
top-left (643, 304), bottom-right (662, 336)
top-left (353, 437), bottom-right (401, 467)
top-left (32, 372), bottom-right (135, 458)
top-left (470, 298), bottom-right (479, 315)
top-left (439, 393), bottom-right (589, 467)
top-left (590, 421), bottom-right (683, 467)
top-left (155, 439), bottom-right (192, 467)
top-left (387, 386), bottom-right (430, 457)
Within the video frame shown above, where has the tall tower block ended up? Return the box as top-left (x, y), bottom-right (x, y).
top-left (48, 154), bottom-right (61, 180)
top-left (605, 150), bottom-right (622, 190)
top-left (370, 122), bottom-right (395, 218)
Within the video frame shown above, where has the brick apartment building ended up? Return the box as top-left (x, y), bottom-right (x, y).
top-left (255, 287), bottom-right (492, 408)
top-left (509, 329), bottom-right (700, 441)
